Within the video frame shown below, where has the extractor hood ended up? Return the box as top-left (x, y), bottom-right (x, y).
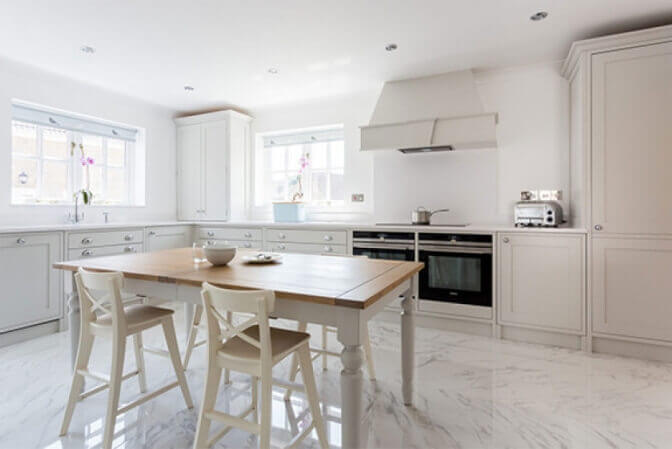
top-left (360, 70), bottom-right (498, 153)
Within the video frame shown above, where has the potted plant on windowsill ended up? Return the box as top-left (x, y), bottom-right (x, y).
top-left (273, 154), bottom-right (309, 223)
top-left (69, 142), bottom-right (95, 223)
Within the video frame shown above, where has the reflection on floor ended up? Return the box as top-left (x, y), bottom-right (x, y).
top-left (2, 310), bottom-right (672, 449)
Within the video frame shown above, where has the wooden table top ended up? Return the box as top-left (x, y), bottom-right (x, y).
top-left (54, 248), bottom-right (424, 309)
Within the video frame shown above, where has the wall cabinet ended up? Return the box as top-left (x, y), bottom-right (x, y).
top-left (498, 233), bottom-right (585, 333)
top-left (0, 233), bottom-right (62, 332)
top-left (175, 110), bottom-right (252, 221)
top-left (146, 226), bottom-right (192, 251)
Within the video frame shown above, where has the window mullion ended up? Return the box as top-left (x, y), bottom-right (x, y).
top-left (36, 126), bottom-right (44, 201)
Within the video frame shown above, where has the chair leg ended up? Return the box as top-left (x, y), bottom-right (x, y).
top-left (224, 311), bottom-right (232, 385)
top-left (60, 332), bottom-right (95, 436)
top-left (362, 323), bottom-right (376, 381)
top-left (193, 366), bottom-right (222, 449)
top-left (283, 321), bottom-right (307, 401)
top-left (133, 332), bottom-right (148, 393)
top-left (183, 304), bottom-right (203, 370)
top-left (259, 367), bottom-right (273, 449)
top-left (162, 319), bottom-right (194, 409)
top-left (297, 344), bottom-right (329, 449)
top-left (321, 325), bottom-right (329, 371)
top-left (251, 376), bottom-right (259, 423)
top-left (102, 336), bottom-right (125, 449)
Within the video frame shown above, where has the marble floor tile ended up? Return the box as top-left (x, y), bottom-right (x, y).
top-left (2, 313), bottom-right (672, 449)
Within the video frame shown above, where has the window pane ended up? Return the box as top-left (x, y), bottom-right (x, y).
top-left (271, 173), bottom-right (287, 201)
top-left (12, 121), bottom-right (37, 156)
top-left (287, 145), bottom-right (303, 171)
top-left (12, 158), bottom-right (38, 190)
top-left (82, 135), bottom-right (103, 163)
top-left (330, 170), bottom-right (345, 201)
top-left (42, 127), bottom-right (68, 159)
top-left (107, 168), bottom-right (126, 202)
top-left (270, 146), bottom-right (286, 172)
top-left (41, 161), bottom-right (69, 201)
top-left (308, 142), bottom-right (327, 169)
top-left (330, 141), bottom-right (344, 168)
top-left (107, 139), bottom-right (126, 167)
top-left (311, 171), bottom-right (327, 201)
top-left (87, 166), bottom-right (103, 199)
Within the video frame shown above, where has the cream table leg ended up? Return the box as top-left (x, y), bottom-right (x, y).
top-left (68, 272), bottom-right (80, 371)
top-left (339, 343), bottom-right (364, 449)
top-left (401, 281), bottom-right (416, 405)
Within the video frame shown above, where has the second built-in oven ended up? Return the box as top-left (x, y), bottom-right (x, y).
top-left (418, 233), bottom-right (492, 307)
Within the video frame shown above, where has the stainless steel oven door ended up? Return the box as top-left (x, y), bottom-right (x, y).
top-left (418, 245), bottom-right (492, 307)
top-left (352, 243), bottom-right (414, 261)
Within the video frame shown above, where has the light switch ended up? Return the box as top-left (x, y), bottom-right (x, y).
top-left (351, 193), bottom-right (365, 202)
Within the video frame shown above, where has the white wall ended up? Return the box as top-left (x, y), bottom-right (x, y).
top-left (0, 57), bottom-right (178, 225)
top-left (248, 62), bottom-right (570, 225)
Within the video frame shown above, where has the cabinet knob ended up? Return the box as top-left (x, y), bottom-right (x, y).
top-left (244, 242), bottom-right (252, 248)
top-left (594, 224), bottom-right (603, 231)
top-left (323, 235), bottom-right (333, 241)
top-left (278, 233), bottom-right (286, 239)
top-left (148, 231), bottom-right (156, 236)
top-left (502, 237), bottom-right (510, 243)
top-left (16, 238), bottom-right (26, 245)
top-left (81, 237), bottom-right (92, 245)
top-left (207, 231), bottom-right (215, 237)
top-left (324, 245), bottom-right (333, 252)
top-left (277, 244), bottom-right (286, 250)
top-left (244, 232), bottom-right (252, 238)
top-left (124, 246), bottom-right (136, 252)
top-left (124, 234), bottom-right (134, 241)
top-left (82, 249), bottom-right (93, 257)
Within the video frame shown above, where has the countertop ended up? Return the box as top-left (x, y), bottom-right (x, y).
top-left (0, 220), bottom-right (587, 235)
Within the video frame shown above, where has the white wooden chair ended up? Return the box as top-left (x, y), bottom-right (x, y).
top-left (183, 304), bottom-right (231, 385)
top-left (193, 282), bottom-right (328, 449)
top-left (60, 268), bottom-right (193, 449)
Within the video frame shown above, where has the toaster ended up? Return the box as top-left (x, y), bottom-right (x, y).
top-left (514, 201), bottom-right (564, 227)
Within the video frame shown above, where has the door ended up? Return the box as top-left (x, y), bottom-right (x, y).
top-left (0, 233), bottom-right (62, 332)
top-left (592, 237), bottom-right (672, 341)
top-left (202, 121), bottom-right (229, 220)
top-left (499, 234), bottom-right (584, 333)
top-left (591, 42), bottom-right (672, 235)
top-left (177, 124), bottom-right (202, 220)
top-left (146, 226), bottom-right (192, 251)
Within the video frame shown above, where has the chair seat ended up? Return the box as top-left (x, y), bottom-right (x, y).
top-left (217, 326), bottom-right (309, 365)
top-left (93, 305), bottom-right (174, 332)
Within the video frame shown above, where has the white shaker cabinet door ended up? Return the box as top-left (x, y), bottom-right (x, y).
top-left (591, 41), bottom-right (672, 235)
top-left (592, 237), bottom-right (672, 342)
top-left (201, 120), bottom-right (229, 220)
top-left (498, 233), bottom-right (585, 333)
top-left (177, 124), bottom-right (202, 221)
top-left (0, 233), bottom-right (62, 332)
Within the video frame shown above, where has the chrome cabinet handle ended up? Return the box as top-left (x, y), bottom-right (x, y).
top-left (324, 245), bottom-right (333, 252)
top-left (124, 246), bottom-right (136, 252)
top-left (244, 242), bottom-right (252, 248)
top-left (277, 244), bottom-right (286, 250)
top-left (207, 231), bottom-right (215, 237)
top-left (323, 235), bottom-right (333, 241)
top-left (81, 237), bottom-right (92, 245)
top-left (244, 232), bottom-right (252, 238)
top-left (124, 234), bottom-right (134, 241)
top-left (278, 233), bottom-right (286, 239)
top-left (82, 249), bottom-right (93, 256)
top-left (147, 231), bottom-right (156, 236)
top-left (206, 240), bottom-right (214, 246)
top-left (594, 225), bottom-right (603, 231)
top-left (502, 237), bottom-right (510, 243)
top-left (16, 238), bottom-right (26, 245)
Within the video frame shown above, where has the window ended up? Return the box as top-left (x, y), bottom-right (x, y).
top-left (255, 126), bottom-right (345, 207)
top-left (10, 103), bottom-right (141, 206)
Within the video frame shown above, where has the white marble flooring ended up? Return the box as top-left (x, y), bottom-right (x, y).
top-left (2, 311), bottom-right (672, 449)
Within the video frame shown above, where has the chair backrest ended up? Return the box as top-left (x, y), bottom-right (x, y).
top-left (200, 282), bottom-right (275, 363)
top-left (75, 268), bottom-right (126, 331)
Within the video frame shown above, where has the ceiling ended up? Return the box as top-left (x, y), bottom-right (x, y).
top-left (1, 0), bottom-right (671, 113)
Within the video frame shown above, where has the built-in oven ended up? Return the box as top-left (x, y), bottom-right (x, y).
top-left (418, 233), bottom-right (492, 307)
top-left (352, 231), bottom-right (415, 261)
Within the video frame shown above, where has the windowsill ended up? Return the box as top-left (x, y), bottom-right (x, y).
top-left (10, 202), bottom-right (146, 208)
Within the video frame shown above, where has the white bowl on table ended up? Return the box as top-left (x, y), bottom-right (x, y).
top-left (204, 245), bottom-right (237, 266)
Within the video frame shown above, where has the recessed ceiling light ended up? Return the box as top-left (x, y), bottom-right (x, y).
top-left (530, 11), bottom-right (548, 21)
top-left (80, 45), bottom-right (95, 54)
top-left (268, 67), bottom-right (278, 74)
top-left (184, 85), bottom-right (195, 92)
top-left (385, 43), bottom-right (398, 52)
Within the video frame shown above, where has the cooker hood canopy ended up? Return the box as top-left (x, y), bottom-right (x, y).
top-left (360, 70), bottom-right (498, 153)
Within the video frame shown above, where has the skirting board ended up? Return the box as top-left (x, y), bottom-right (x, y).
top-left (592, 337), bottom-right (672, 363)
top-left (0, 320), bottom-right (60, 348)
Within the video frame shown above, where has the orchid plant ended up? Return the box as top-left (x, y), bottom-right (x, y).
top-left (71, 142), bottom-right (95, 205)
top-left (289, 153), bottom-right (310, 202)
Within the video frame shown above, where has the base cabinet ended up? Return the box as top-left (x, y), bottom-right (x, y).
top-left (592, 237), bottom-right (672, 342)
top-left (0, 233), bottom-right (62, 332)
top-left (498, 233), bottom-right (585, 333)
top-left (146, 226), bottom-right (192, 251)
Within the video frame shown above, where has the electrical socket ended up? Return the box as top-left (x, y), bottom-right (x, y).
top-left (351, 193), bottom-right (365, 202)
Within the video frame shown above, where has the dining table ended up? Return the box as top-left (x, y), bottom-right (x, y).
top-left (54, 247), bottom-right (424, 449)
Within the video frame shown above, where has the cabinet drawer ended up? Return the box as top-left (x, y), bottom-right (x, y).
top-left (69, 229), bottom-right (144, 249)
top-left (68, 243), bottom-right (143, 260)
top-left (267, 242), bottom-right (346, 255)
top-left (199, 227), bottom-right (262, 241)
top-left (199, 239), bottom-right (262, 250)
top-left (266, 229), bottom-right (346, 245)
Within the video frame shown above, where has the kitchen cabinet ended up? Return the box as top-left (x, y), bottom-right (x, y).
top-left (0, 233), bottom-right (62, 332)
top-left (176, 110), bottom-right (252, 221)
top-left (146, 226), bottom-right (193, 251)
top-left (592, 237), bottom-right (672, 341)
top-left (66, 228), bottom-right (144, 260)
top-left (591, 41), bottom-right (672, 236)
top-left (268, 241), bottom-right (346, 255)
top-left (264, 228), bottom-right (347, 255)
top-left (498, 233), bottom-right (585, 333)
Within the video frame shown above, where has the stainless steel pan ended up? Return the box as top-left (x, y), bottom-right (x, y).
top-left (411, 207), bottom-right (450, 225)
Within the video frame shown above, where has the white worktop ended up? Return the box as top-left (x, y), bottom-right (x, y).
top-left (0, 220), bottom-right (587, 234)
